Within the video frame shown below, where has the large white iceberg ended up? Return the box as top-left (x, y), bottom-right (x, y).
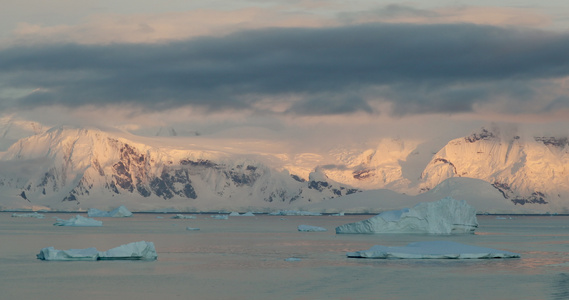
top-left (37, 241), bottom-right (157, 261)
top-left (53, 215), bottom-right (103, 227)
top-left (87, 206), bottom-right (133, 217)
top-left (346, 241), bottom-right (520, 259)
top-left (335, 197), bottom-right (478, 234)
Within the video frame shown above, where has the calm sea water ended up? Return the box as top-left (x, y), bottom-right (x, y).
top-left (1, 213), bottom-right (568, 300)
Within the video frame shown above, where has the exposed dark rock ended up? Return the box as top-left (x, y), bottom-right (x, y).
top-left (432, 158), bottom-right (458, 175)
top-left (353, 169), bottom-right (373, 180)
top-left (511, 191), bottom-right (548, 205)
top-left (465, 128), bottom-right (496, 143)
top-left (291, 174), bottom-right (305, 182)
top-left (534, 137), bottom-right (569, 148)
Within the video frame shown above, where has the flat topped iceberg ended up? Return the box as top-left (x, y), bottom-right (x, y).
top-left (336, 197), bottom-right (478, 235)
top-left (87, 205), bottom-right (133, 217)
top-left (347, 241), bottom-right (520, 259)
top-left (11, 212), bottom-right (45, 218)
top-left (37, 241), bottom-right (157, 261)
top-left (269, 210), bottom-right (322, 216)
top-left (53, 215), bottom-right (103, 227)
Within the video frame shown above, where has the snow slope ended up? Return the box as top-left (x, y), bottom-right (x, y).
top-left (419, 128), bottom-right (569, 212)
top-left (0, 126), bottom-right (358, 211)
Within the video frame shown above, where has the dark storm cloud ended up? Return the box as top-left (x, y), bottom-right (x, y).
top-left (2, 23), bottom-right (569, 115)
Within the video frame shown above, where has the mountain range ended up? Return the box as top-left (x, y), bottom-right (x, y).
top-left (0, 121), bottom-right (567, 213)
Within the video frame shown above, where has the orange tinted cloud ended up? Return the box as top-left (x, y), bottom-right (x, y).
top-left (11, 8), bottom-right (334, 45)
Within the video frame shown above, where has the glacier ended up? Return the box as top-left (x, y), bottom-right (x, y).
top-left (335, 197), bottom-right (478, 234)
top-left (346, 241), bottom-right (520, 259)
top-left (37, 241), bottom-right (157, 261)
top-left (87, 205), bottom-right (133, 217)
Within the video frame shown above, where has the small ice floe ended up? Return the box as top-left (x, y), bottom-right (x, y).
top-left (170, 214), bottom-right (196, 219)
top-left (53, 215), bottom-right (103, 227)
top-left (336, 197), bottom-right (478, 235)
top-left (87, 206), bottom-right (133, 218)
top-left (270, 210), bottom-right (322, 216)
top-left (211, 215), bottom-right (228, 220)
top-left (37, 241), bottom-right (157, 261)
top-left (284, 257), bottom-right (302, 262)
top-left (347, 241), bottom-right (520, 259)
top-left (229, 212), bottom-right (255, 216)
top-left (11, 212), bottom-right (45, 218)
top-left (330, 212), bottom-right (345, 216)
top-left (186, 227), bottom-right (200, 231)
top-left (156, 216), bottom-right (164, 219)
top-left (298, 225), bottom-right (327, 232)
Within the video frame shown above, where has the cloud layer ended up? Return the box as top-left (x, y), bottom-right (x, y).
top-left (2, 22), bottom-right (569, 116)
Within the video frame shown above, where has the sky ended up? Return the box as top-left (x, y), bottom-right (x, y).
top-left (1, 0), bottom-right (569, 150)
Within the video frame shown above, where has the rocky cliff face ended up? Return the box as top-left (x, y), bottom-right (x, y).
top-left (419, 128), bottom-right (569, 207)
top-left (0, 127), bottom-right (358, 210)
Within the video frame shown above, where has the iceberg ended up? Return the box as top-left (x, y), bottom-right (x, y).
top-left (336, 197), bottom-right (478, 234)
top-left (298, 225), bottom-right (327, 232)
top-left (186, 227), bottom-right (200, 231)
top-left (11, 212), bottom-right (45, 218)
top-left (347, 241), bottom-right (520, 259)
top-left (87, 205), bottom-right (133, 217)
top-left (211, 215), bottom-right (228, 220)
top-left (37, 241), bottom-right (157, 261)
top-left (269, 210), bottom-right (322, 216)
top-left (98, 241), bottom-right (157, 260)
top-left (229, 212), bottom-right (255, 216)
top-left (36, 246), bottom-right (100, 261)
top-left (53, 215), bottom-right (103, 227)
top-left (170, 214), bottom-right (196, 219)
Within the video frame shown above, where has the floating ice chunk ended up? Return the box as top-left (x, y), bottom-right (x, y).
top-left (336, 197), bottom-right (478, 234)
top-left (98, 241), bottom-right (157, 260)
top-left (170, 214), bottom-right (196, 219)
top-left (298, 225), bottom-right (327, 232)
top-left (229, 212), bottom-right (256, 216)
top-left (37, 246), bottom-right (99, 261)
top-left (186, 227), bottom-right (200, 231)
top-left (87, 206), bottom-right (132, 217)
top-left (284, 257), bottom-right (302, 262)
top-left (53, 215), bottom-right (103, 227)
top-left (269, 210), bottom-right (322, 216)
top-left (331, 212), bottom-right (345, 216)
top-left (347, 241), bottom-right (520, 259)
top-left (37, 241), bottom-right (157, 261)
top-left (11, 212), bottom-right (45, 218)
top-left (211, 215), bottom-right (228, 220)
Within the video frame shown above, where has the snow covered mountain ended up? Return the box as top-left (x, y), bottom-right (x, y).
top-left (0, 126), bottom-right (358, 211)
top-left (419, 128), bottom-right (569, 212)
top-left (0, 125), bottom-right (568, 213)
